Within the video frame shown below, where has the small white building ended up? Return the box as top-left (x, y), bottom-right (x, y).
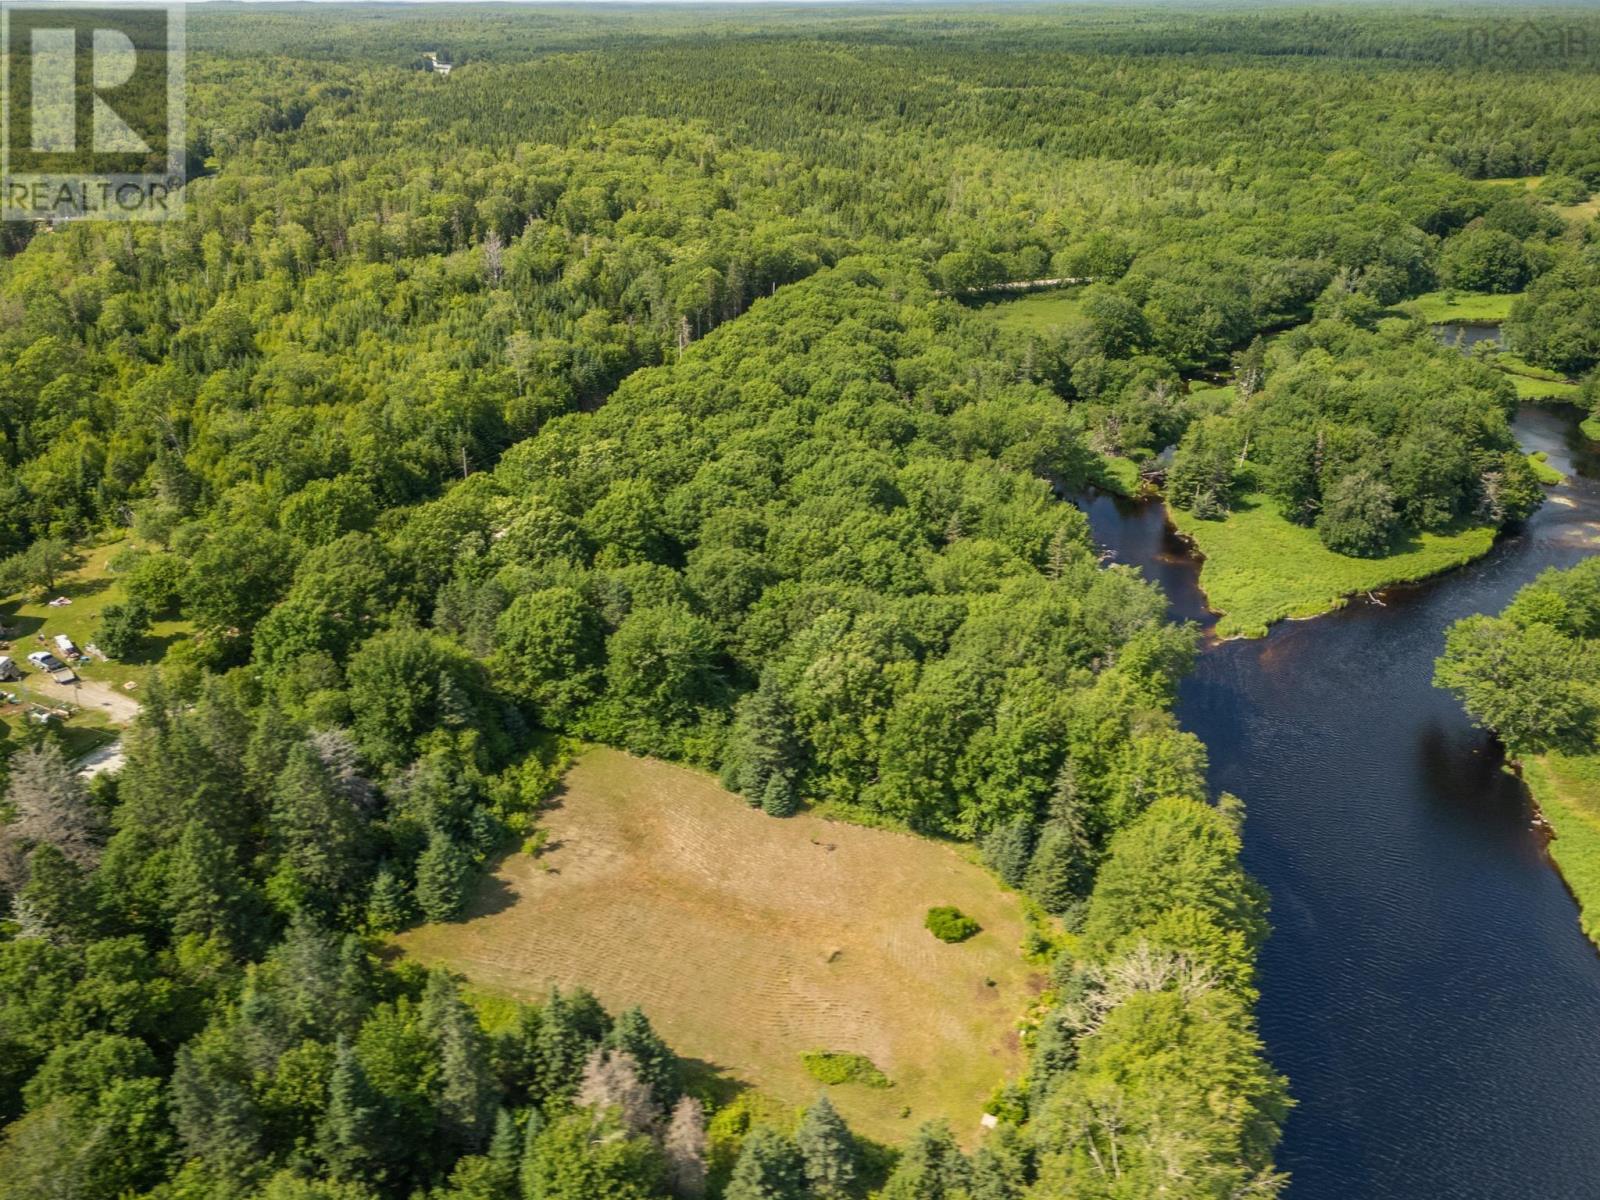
top-left (0, 656), bottom-right (19, 682)
top-left (54, 633), bottom-right (78, 658)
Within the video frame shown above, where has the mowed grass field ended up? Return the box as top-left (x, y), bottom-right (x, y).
top-left (396, 748), bottom-right (1039, 1145)
top-left (1169, 492), bottom-right (1498, 639)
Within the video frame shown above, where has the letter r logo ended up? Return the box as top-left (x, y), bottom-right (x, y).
top-left (2, 3), bottom-right (185, 221)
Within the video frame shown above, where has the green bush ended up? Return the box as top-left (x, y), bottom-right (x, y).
top-left (924, 906), bottom-right (981, 943)
top-left (801, 1051), bottom-right (892, 1089)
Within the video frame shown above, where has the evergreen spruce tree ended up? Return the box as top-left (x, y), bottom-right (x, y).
top-left (723, 1127), bottom-right (806, 1200)
top-left (759, 774), bottom-right (799, 818)
top-left (317, 1038), bottom-right (381, 1180)
top-left (795, 1093), bottom-right (856, 1199)
top-left (414, 829), bottom-right (472, 922)
top-left (881, 1122), bottom-right (972, 1200)
top-left (166, 818), bottom-right (253, 950)
top-left (268, 743), bottom-right (367, 920)
top-left (421, 970), bottom-right (498, 1153)
top-left (969, 1122), bottom-right (1033, 1199)
top-left (1023, 818), bottom-right (1092, 916)
top-left (533, 988), bottom-right (609, 1107)
top-left (981, 818), bottom-right (1035, 889)
top-left (486, 1108), bottom-right (521, 1196)
top-left (15, 844), bottom-right (99, 942)
top-left (366, 862), bottom-right (413, 932)
top-left (720, 668), bottom-right (804, 814)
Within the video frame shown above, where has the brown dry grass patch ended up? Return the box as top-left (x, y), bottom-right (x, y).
top-left (396, 747), bottom-right (1038, 1144)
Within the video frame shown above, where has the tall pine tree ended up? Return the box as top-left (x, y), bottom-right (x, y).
top-left (795, 1093), bottom-right (856, 1199)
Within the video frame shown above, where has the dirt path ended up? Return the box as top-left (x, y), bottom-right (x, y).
top-left (32, 675), bottom-right (141, 724)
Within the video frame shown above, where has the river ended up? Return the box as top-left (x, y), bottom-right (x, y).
top-left (1076, 401), bottom-right (1600, 1199)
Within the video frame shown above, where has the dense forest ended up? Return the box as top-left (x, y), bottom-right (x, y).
top-left (2, 4), bottom-right (1599, 1199)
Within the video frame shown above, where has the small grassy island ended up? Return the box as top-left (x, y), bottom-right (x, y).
top-left (1437, 560), bottom-right (1600, 947)
top-left (1162, 318), bottom-right (1550, 638)
top-left (1170, 494), bottom-right (1498, 639)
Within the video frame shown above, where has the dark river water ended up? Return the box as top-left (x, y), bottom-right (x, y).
top-left (1076, 402), bottom-right (1600, 1199)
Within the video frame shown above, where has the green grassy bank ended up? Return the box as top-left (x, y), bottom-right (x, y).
top-left (1522, 754), bottom-right (1600, 949)
top-left (1169, 492), bottom-right (1498, 639)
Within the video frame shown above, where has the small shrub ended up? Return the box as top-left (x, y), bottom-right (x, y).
top-left (801, 1051), bottom-right (891, 1089)
top-left (924, 905), bottom-right (981, 943)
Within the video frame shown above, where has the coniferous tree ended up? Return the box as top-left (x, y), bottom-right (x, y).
top-left (532, 988), bottom-right (610, 1108)
top-left (166, 818), bottom-right (257, 950)
top-left (882, 1122), bottom-right (971, 1200)
top-left (414, 830), bottom-right (472, 922)
top-left (981, 818), bottom-right (1035, 889)
top-left (422, 970), bottom-right (498, 1153)
top-left (1023, 818), bottom-right (1093, 916)
top-left (720, 668), bottom-right (804, 815)
top-left (317, 1038), bottom-right (381, 1181)
top-left (723, 1127), bottom-right (806, 1200)
top-left (14, 845), bottom-right (98, 943)
top-left (969, 1122), bottom-right (1033, 1199)
top-left (795, 1093), bottom-right (856, 1199)
top-left (268, 743), bottom-right (367, 920)
top-left (365, 863), bottom-right (413, 933)
top-left (485, 1108), bottom-right (521, 1196)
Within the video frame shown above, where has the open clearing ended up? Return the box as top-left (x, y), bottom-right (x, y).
top-left (1402, 289), bottom-right (1521, 324)
top-left (966, 285), bottom-right (1088, 335)
top-left (397, 747), bottom-right (1038, 1145)
top-left (0, 539), bottom-right (187, 754)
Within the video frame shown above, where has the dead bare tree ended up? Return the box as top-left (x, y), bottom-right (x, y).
top-left (0, 742), bottom-right (102, 889)
top-left (577, 1048), bottom-right (660, 1137)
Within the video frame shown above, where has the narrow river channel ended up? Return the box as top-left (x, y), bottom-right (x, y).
top-left (1077, 401), bottom-right (1600, 1199)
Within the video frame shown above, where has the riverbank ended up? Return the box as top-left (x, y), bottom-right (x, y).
top-left (1517, 756), bottom-right (1600, 950)
top-left (1167, 491), bottom-right (1498, 638)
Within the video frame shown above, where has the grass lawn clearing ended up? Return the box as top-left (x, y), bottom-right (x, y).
top-left (1169, 492), bottom-right (1497, 639)
top-left (395, 747), bottom-right (1038, 1145)
top-left (967, 286), bottom-right (1088, 335)
top-left (1402, 290), bottom-right (1520, 324)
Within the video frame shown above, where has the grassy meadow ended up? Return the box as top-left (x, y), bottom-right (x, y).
top-left (1169, 492), bottom-right (1499, 639)
top-left (966, 286), bottom-right (1088, 335)
top-left (1404, 289), bottom-right (1521, 324)
top-left (396, 747), bottom-right (1040, 1147)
